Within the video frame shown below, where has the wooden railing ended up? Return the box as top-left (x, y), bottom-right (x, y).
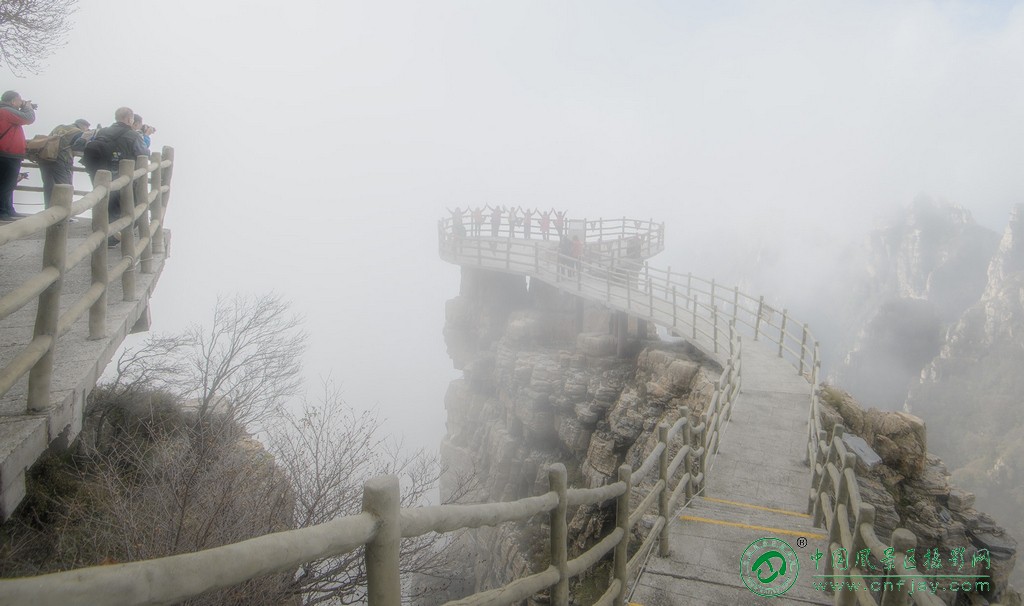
top-left (0, 147), bottom-right (175, 410)
top-left (0, 214), bottom-right (815, 605)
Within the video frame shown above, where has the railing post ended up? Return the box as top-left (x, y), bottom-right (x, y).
top-left (149, 151), bottom-right (165, 254)
top-left (363, 475), bottom-right (401, 606)
top-left (822, 452), bottom-right (854, 583)
top-left (691, 296), bottom-right (697, 340)
top-left (117, 158), bottom-right (137, 301)
top-left (27, 185), bottom-right (72, 412)
top-left (648, 275), bottom-right (654, 318)
top-left (712, 305), bottom-right (719, 354)
top-left (778, 309), bottom-right (788, 358)
top-left (686, 272), bottom-right (692, 301)
top-left (754, 295), bottom-right (763, 341)
top-left (681, 407), bottom-right (694, 502)
top-left (881, 530), bottom-right (916, 606)
top-left (134, 155), bottom-right (153, 274)
top-left (710, 278), bottom-right (716, 307)
top-left (798, 324), bottom-right (808, 376)
top-left (549, 464), bottom-right (569, 606)
top-left (698, 413), bottom-right (709, 492)
top-left (658, 423), bottom-right (670, 557)
top-left (160, 146), bottom-right (174, 211)
top-left (809, 428), bottom-right (829, 518)
top-left (732, 286), bottom-right (739, 325)
top-left (671, 285), bottom-right (677, 329)
top-left (614, 465), bottom-right (632, 605)
top-left (89, 170), bottom-right (111, 340)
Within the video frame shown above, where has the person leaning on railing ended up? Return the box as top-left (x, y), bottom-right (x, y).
top-left (0, 90), bottom-right (37, 221)
top-left (82, 106), bottom-right (149, 245)
top-left (36, 118), bottom-right (91, 209)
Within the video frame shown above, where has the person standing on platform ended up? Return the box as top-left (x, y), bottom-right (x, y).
top-left (83, 107), bottom-right (149, 245)
top-left (37, 119), bottom-right (90, 208)
top-left (0, 91), bottom-right (36, 221)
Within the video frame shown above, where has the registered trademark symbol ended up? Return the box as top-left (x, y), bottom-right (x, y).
top-left (796, 537), bottom-right (808, 548)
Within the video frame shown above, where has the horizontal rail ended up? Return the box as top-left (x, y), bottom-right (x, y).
top-left (442, 567), bottom-right (560, 606)
top-left (0, 512), bottom-right (379, 606)
top-left (399, 492), bottom-right (557, 538)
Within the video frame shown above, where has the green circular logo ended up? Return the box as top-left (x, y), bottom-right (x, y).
top-left (740, 537), bottom-right (800, 598)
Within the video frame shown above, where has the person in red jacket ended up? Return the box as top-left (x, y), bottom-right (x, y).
top-left (0, 90), bottom-right (36, 220)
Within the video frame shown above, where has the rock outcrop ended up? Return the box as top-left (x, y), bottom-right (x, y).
top-left (439, 267), bottom-right (717, 599)
top-left (831, 197), bottom-right (999, 409)
top-left (905, 203), bottom-right (1024, 590)
top-left (818, 387), bottom-right (1019, 604)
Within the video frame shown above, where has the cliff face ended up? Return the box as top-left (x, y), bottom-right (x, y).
top-left (818, 387), bottom-right (1018, 603)
top-left (832, 197), bottom-right (999, 409)
top-left (905, 204), bottom-right (1024, 588)
top-left (440, 267), bottom-right (717, 596)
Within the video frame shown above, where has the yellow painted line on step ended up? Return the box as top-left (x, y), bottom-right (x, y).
top-left (703, 497), bottom-right (811, 518)
top-left (680, 515), bottom-right (827, 540)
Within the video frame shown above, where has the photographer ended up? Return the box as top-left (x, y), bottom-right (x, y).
top-left (0, 90), bottom-right (36, 221)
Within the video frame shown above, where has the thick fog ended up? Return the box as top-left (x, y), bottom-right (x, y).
top-left (14, 0), bottom-right (1024, 452)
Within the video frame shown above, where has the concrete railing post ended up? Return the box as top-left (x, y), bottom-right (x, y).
top-left (671, 284), bottom-right (677, 329)
top-left (363, 476), bottom-right (401, 606)
top-left (754, 295), bottom-right (764, 341)
top-left (27, 185), bottom-right (72, 412)
top-left (798, 323), bottom-right (808, 376)
top-left (778, 309), bottom-right (788, 358)
top-left (691, 296), bottom-right (697, 339)
top-left (89, 170), bottom-right (111, 340)
top-left (881, 530), bottom-right (916, 606)
top-left (732, 285), bottom-right (739, 325)
top-left (117, 158), bottom-right (137, 301)
top-left (149, 151), bottom-right (165, 254)
top-left (135, 155), bottom-right (153, 274)
top-left (549, 464), bottom-right (569, 606)
top-left (658, 423), bottom-right (670, 557)
top-left (160, 146), bottom-right (174, 211)
top-left (712, 305), bottom-right (719, 354)
top-left (682, 407), bottom-right (694, 502)
top-left (808, 428), bottom-right (828, 517)
top-left (614, 465), bottom-right (632, 605)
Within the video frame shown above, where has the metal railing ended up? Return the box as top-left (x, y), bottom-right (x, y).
top-left (0, 148), bottom-right (175, 411)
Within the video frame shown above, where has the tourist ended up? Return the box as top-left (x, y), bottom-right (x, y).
top-left (37, 119), bottom-right (90, 208)
top-left (0, 91), bottom-right (37, 221)
top-left (83, 107), bottom-right (149, 245)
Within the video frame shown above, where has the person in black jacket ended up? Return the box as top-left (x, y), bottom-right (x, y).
top-left (84, 107), bottom-right (149, 224)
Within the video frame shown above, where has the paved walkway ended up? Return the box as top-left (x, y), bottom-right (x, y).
top-left (631, 339), bottom-right (831, 606)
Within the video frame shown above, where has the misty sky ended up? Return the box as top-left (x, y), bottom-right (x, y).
top-left (11, 0), bottom-right (1024, 452)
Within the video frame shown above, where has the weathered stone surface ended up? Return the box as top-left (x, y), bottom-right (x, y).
top-left (842, 433), bottom-right (882, 471)
top-left (576, 332), bottom-right (617, 357)
top-left (440, 275), bottom-right (718, 598)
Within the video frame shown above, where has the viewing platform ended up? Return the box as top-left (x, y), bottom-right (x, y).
top-left (0, 150), bottom-right (174, 519)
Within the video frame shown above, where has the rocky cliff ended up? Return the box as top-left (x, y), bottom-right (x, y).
top-left (831, 197), bottom-right (999, 409)
top-left (439, 267), bottom-right (718, 599)
top-left (817, 387), bottom-right (1019, 604)
top-left (905, 203), bottom-right (1024, 589)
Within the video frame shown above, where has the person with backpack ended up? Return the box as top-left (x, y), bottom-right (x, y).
top-left (35, 119), bottom-right (91, 209)
top-left (0, 90), bottom-right (37, 221)
top-left (82, 107), bottom-right (149, 241)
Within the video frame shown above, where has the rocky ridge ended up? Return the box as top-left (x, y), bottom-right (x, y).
top-left (439, 267), bottom-right (717, 600)
top-left (818, 387), bottom-right (1019, 604)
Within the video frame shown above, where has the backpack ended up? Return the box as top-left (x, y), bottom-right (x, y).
top-left (82, 128), bottom-right (132, 171)
top-left (26, 125), bottom-right (83, 163)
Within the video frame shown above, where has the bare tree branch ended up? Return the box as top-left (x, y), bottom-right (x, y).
top-left (0, 0), bottom-right (78, 76)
